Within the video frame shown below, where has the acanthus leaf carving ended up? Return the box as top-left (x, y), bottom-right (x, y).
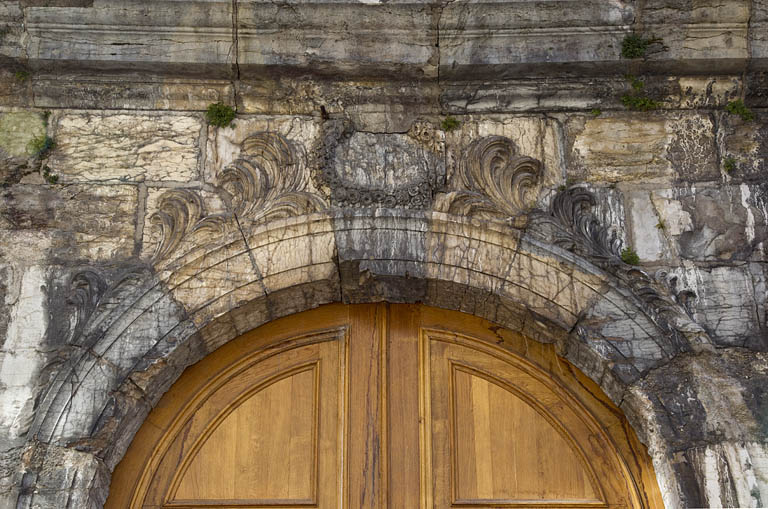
top-left (538, 186), bottom-right (713, 353)
top-left (65, 270), bottom-right (108, 345)
top-left (148, 131), bottom-right (326, 263)
top-left (547, 186), bottom-right (624, 268)
top-left (219, 132), bottom-right (327, 223)
top-left (434, 135), bottom-right (542, 221)
top-left (149, 189), bottom-right (228, 263)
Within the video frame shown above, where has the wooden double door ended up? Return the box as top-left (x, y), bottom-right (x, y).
top-left (108, 304), bottom-right (662, 509)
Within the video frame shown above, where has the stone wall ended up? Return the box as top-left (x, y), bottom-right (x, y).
top-left (1, 0), bottom-right (768, 507)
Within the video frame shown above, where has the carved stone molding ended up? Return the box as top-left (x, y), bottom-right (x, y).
top-left (149, 132), bottom-right (327, 263)
top-left (434, 136), bottom-right (542, 221)
top-left (538, 186), bottom-right (713, 352)
top-left (311, 119), bottom-right (444, 209)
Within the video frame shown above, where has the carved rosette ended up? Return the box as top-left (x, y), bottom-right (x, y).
top-left (434, 136), bottom-right (542, 221)
top-left (148, 132), bottom-right (327, 263)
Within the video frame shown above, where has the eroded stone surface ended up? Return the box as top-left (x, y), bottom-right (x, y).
top-left (49, 112), bottom-right (203, 183)
top-left (567, 113), bottom-right (718, 183)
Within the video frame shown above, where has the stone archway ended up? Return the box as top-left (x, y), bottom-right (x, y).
top-left (11, 130), bottom-right (747, 508)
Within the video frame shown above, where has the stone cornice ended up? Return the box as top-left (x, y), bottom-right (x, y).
top-left (2, 0), bottom-right (763, 81)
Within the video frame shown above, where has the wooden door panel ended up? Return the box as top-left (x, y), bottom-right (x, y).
top-left (421, 329), bottom-right (636, 508)
top-left (142, 330), bottom-right (346, 508)
top-left (172, 366), bottom-right (318, 504)
top-left (451, 366), bottom-right (598, 504)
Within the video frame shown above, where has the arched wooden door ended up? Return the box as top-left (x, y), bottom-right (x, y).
top-left (108, 304), bottom-right (663, 509)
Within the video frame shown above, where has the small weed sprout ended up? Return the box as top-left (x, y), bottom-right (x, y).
top-left (723, 156), bottom-right (737, 173)
top-left (621, 95), bottom-right (660, 111)
top-left (656, 220), bottom-right (666, 230)
top-left (725, 100), bottom-right (754, 122)
top-left (620, 247), bottom-right (640, 265)
top-left (621, 75), bottom-right (660, 111)
top-left (28, 134), bottom-right (55, 158)
top-left (590, 108), bottom-right (602, 117)
top-left (621, 34), bottom-right (665, 59)
top-left (14, 70), bottom-right (29, 82)
top-left (205, 102), bottom-right (236, 128)
top-left (42, 110), bottom-right (51, 126)
top-left (441, 116), bottom-right (461, 131)
top-left (42, 165), bottom-right (58, 184)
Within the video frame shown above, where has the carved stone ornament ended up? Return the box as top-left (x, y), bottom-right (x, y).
top-left (149, 132), bottom-right (327, 262)
top-left (311, 119), bottom-right (444, 209)
top-left (434, 135), bottom-right (542, 221)
top-left (538, 186), bottom-right (713, 352)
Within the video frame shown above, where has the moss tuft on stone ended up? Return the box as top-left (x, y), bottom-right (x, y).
top-left (205, 102), bottom-right (236, 128)
top-left (620, 247), bottom-right (640, 265)
top-left (441, 116), bottom-right (461, 131)
top-left (725, 100), bottom-right (754, 122)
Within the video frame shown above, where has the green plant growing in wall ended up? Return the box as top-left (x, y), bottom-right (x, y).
top-left (441, 116), bottom-right (461, 131)
top-left (621, 75), bottom-right (660, 112)
top-left (28, 134), bottom-right (55, 158)
top-left (14, 70), bottom-right (29, 82)
top-left (620, 34), bottom-right (665, 59)
top-left (620, 247), bottom-right (640, 265)
top-left (590, 108), bottom-right (602, 117)
top-left (205, 102), bottom-right (236, 128)
top-left (723, 156), bottom-right (737, 173)
top-left (725, 99), bottom-right (754, 122)
top-left (42, 165), bottom-right (58, 184)
top-left (656, 219), bottom-right (666, 230)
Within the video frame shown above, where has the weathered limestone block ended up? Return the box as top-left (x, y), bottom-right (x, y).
top-left (666, 263), bottom-right (767, 349)
top-left (720, 110), bottom-right (768, 180)
top-left (0, 1), bottom-right (23, 62)
top-left (0, 111), bottom-right (45, 158)
top-left (626, 184), bottom-right (767, 264)
top-left (0, 264), bottom-right (48, 449)
top-left (567, 112), bottom-right (718, 182)
top-left (640, 0), bottom-right (749, 73)
top-left (674, 183), bottom-right (768, 262)
top-left (0, 184), bottom-right (137, 260)
top-left (32, 77), bottom-right (234, 112)
top-left (49, 112), bottom-right (203, 183)
top-left (750, 0), bottom-right (768, 71)
top-left (687, 442), bottom-right (768, 507)
top-left (623, 350), bottom-right (768, 507)
top-left (336, 210), bottom-right (429, 303)
top-left (625, 191), bottom-right (672, 262)
top-left (677, 76), bottom-right (741, 109)
top-left (17, 444), bottom-right (110, 509)
top-left (0, 111), bottom-right (45, 186)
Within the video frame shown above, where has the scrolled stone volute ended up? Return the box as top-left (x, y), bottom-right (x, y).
top-left (435, 135), bottom-right (542, 221)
